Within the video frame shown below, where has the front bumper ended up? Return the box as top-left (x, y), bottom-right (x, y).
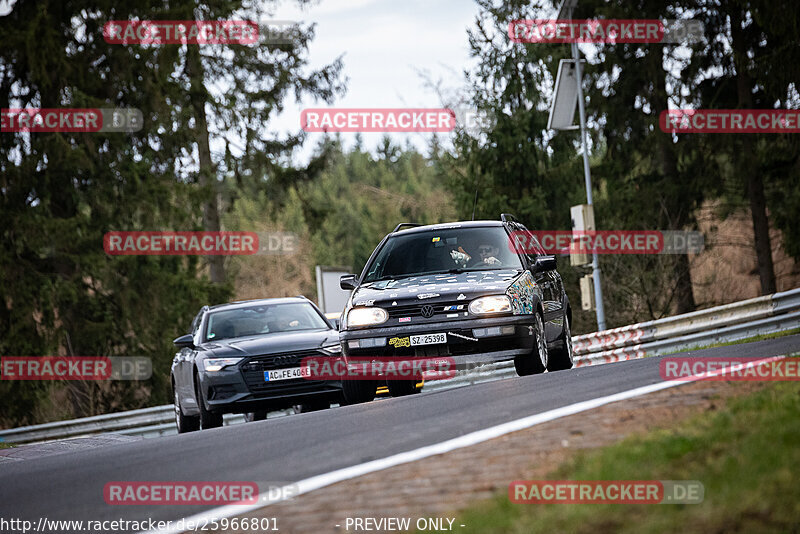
top-left (199, 356), bottom-right (343, 413)
top-left (340, 314), bottom-right (536, 369)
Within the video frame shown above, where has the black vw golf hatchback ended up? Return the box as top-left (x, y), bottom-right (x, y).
top-left (338, 215), bottom-right (574, 404)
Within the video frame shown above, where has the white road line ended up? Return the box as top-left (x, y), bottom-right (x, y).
top-left (142, 355), bottom-right (787, 534)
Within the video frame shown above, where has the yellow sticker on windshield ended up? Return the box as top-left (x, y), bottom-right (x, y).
top-left (432, 237), bottom-right (440, 242)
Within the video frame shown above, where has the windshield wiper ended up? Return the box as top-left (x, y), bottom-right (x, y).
top-left (367, 273), bottom-right (417, 283)
top-left (426, 267), bottom-right (516, 275)
top-left (368, 267), bottom-right (520, 282)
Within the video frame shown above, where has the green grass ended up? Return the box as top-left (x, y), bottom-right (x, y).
top-left (0, 442), bottom-right (16, 449)
top-left (662, 327), bottom-right (800, 355)
top-left (702, 327), bottom-right (800, 349)
top-left (452, 382), bottom-right (800, 534)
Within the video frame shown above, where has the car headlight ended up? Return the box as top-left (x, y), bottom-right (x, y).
top-left (469, 295), bottom-right (512, 315)
top-left (347, 307), bottom-right (389, 327)
top-left (203, 357), bottom-right (244, 372)
top-left (320, 343), bottom-right (342, 355)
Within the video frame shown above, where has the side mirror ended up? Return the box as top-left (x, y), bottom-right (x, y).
top-left (173, 334), bottom-right (195, 349)
top-left (330, 317), bottom-right (341, 330)
top-left (340, 274), bottom-right (357, 290)
top-left (534, 255), bottom-right (557, 271)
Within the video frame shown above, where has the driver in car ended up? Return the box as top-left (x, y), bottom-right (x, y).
top-left (474, 242), bottom-right (501, 265)
top-left (272, 313), bottom-right (302, 331)
top-left (449, 241), bottom-right (502, 268)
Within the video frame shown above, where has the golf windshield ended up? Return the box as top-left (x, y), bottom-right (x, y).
top-left (362, 226), bottom-right (523, 282)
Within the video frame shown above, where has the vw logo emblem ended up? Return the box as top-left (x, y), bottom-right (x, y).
top-left (421, 304), bottom-right (435, 318)
top-left (272, 355), bottom-right (297, 367)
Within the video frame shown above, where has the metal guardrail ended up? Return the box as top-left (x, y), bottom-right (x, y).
top-left (572, 287), bottom-right (800, 355)
top-left (0, 406), bottom-right (291, 444)
top-left (2, 288), bottom-right (799, 445)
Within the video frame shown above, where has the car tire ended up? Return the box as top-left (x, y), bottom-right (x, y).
top-left (547, 314), bottom-right (574, 372)
top-left (294, 400), bottom-right (331, 413)
top-left (387, 379), bottom-right (417, 397)
top-left (514, 312), bottom-right (547, 376)
top-left (174, 384), bottom-right (200, 433)
top-left (195, 375), bottom-right (223, 429)
top-left (341, 379), bottom-right (377, 405)
top-left (243, 411), bottom-right (267, 422)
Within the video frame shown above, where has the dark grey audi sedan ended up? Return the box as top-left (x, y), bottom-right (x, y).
top-left (171, 297), bottom-right (343, 432)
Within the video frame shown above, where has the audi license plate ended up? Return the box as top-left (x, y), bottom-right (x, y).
top-left (264, 367), bottom-right (311, 381)
top-left (410, 333), bottom-right (447, 346)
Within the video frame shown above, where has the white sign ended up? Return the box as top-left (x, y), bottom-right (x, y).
top-left (548, 59), bottom-right (585, 131)
top-left (315, 265), bottom-right (352, 314)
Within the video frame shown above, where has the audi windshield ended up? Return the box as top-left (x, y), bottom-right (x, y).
top-left (204, 302), bottom-right (329, 342)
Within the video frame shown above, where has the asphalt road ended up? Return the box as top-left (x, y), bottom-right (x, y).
top-left (2, 334), bottom-right (799, 531)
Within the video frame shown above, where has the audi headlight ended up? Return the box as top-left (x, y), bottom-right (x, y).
top-left (203, 357), bottom-right (244, 372)
top-left (469, 295), bottom-right (512, 315)
top-left (320, 343), bottom-right (342, 355)
top-left (347, 307), bottom-right (388, 327)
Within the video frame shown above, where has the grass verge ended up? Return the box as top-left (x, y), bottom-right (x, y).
top-left (662, 326), bottom-right (800, 355)
top-left (453, 381), bottom-right (800, 534)
top-left (702, 327), bottom-right (800, 348)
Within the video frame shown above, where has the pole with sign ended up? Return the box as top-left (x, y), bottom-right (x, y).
top-left (548, 0), bottom-right (607, 331)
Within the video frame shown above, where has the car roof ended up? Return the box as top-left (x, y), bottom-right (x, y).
top-left (207, 296), bottom-right (310, 312)
top-left (391, 220), bottom-right (507, 236)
